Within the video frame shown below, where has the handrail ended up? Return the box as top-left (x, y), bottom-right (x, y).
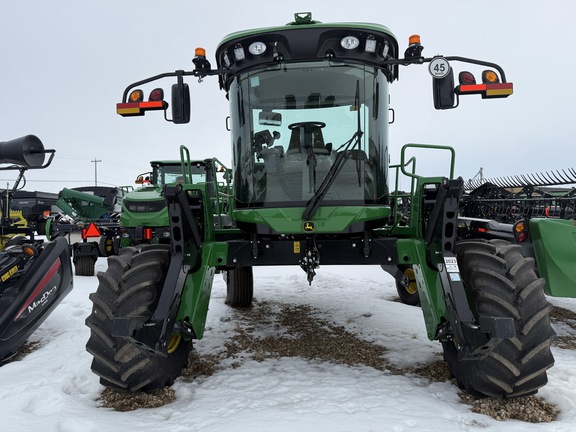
top-left (400, 143), bottom-right (455, 180)
top-left (179, 145), bottom-right (192, 183)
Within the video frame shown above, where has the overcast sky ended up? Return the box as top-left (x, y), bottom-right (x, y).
top-left (1, 0), bottom-right (573, 193)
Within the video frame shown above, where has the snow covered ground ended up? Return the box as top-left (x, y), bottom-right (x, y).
top-left (2, 259), bottom-right (576, 432)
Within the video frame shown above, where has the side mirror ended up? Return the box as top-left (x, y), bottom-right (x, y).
top-left (433, 69), bottom-right (456, 110)
top-left (171, 79), bottom-right (191, 124)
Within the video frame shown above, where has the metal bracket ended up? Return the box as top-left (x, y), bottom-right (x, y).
top-left (299, 237), bottom-right (320, 285)
top-left (113, 185), bottom-right (200, 356)
top-left (251, 233), bottom-right (259, 259)
top-left (363, 230), bottom-right (371, 258)
top-left (434, 177), bottom-right (515, 360)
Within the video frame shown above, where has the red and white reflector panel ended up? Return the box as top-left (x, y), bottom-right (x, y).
top-left (456, 82), bottom-right (513, 99)
top-left (116, 100), bottom-right (166, 116)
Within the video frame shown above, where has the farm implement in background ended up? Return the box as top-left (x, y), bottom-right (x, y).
top-left (47, 186), bottom-right (129, 276)
top-left (459, 169), bottom-right (576, 298)
top-left (0, 135), bottom-right (73, 362)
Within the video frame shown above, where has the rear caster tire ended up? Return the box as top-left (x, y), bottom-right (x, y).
top-left (443, 240), bottom-right (555, 398)
top-left (98, 235), bottom-right (116, 257)
top-left (395, 265), bottom-right (420, 306)
top-left (225, 266), bottom-right (253, 308)
top-left (75, 255), bottom-right (95, 276)
top-left (85, 245), bottom-right (191, 391)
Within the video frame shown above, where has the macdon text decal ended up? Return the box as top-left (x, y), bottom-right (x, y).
top-left (17, 286), bottom-right (58, 320)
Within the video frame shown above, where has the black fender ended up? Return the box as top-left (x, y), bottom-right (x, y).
top-left (72, 241), bottom-right (99, 262)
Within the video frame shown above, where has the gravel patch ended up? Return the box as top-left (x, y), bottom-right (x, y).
top-left (98, 387), bottom-right (176, 412)
top-left (551, 306), bottom-right (576, 349)
top-left (459, 394), bottom-right (559, 422)
top-left (97, 299), bottom-right (564, 421)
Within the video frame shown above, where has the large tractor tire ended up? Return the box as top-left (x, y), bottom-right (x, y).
top-left (225, 266), bottom-right (254, 308)
top-left (85, 245), bottom-right (191, 391)
top-left (443, 239), bottom-right (555, 398)
top-left (395, 265), bottom-right (420, 306)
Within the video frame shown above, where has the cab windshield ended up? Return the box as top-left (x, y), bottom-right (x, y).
top-left (153, 163), bottom-right (206, 185)
top-left (229, 60), bottom-right (390, 208)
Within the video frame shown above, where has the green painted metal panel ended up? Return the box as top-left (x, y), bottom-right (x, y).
top-left (176, 241), bottom-right (229, 339)
top-left (530, 218), bottom-right (576, 297)
top-left (233, 206), bottom-right (391, 234)
top-left (396, 239), bottom-right (448, 340)
top-left (120, 207), bottom-right (168, 227)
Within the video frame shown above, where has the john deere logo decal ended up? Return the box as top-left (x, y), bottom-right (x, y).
top-left (304, 221), bottom-right (315, 232)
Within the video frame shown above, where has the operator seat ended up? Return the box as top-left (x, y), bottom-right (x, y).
top-left (282, 121), bottom-right (334, 200)
top-left (287, 123), bottom-right (326, 153)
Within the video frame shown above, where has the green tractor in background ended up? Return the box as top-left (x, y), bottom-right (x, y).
top-left (118, 154), bottom-right (232, 249)
top-left (86, 13), bottom-right (555, 398)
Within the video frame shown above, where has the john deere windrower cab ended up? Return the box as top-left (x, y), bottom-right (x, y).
top-left (87, 13), bottom-right (555, 398)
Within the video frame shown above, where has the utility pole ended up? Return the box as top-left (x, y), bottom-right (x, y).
top-left (91, 158), bottom-right (101, 186)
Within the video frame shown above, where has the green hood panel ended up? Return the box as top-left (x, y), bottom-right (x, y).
top-left (123, 187), bottom-right (162, 201)
top-left (121, 188), bottom-right (168, 227)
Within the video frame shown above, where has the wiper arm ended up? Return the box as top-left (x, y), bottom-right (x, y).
top-left (302, 80), bottom-right (363, 221)
top-left (302, 132), bottom-right (362, 220)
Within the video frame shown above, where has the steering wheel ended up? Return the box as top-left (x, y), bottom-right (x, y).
top-left (288, 121), bottom-right (326, 130)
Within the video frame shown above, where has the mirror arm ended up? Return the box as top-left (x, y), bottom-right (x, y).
top-left (121, 70), bottom-right (196, 102)
top-left (383, 56), bottom-right (508, 82)
top-left (121, 68), bottom-right (229, 102)
top-left (192, 68), bottom-right (228, 79)
top-left (442, 56), bottom-right (507, 82)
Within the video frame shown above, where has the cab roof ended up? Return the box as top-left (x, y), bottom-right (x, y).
top-left (215, 12), bottom-right (399, 90)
